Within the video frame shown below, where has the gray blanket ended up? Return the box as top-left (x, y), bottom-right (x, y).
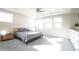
top-left (15, 31), bottom-right (43, 43)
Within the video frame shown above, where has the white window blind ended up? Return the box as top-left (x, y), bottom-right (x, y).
top-left (54, 17), bottom-right (62, 28)
top-left (0, 12), bottom-right (13, 23)
top-left (35, 19), bottom-right (44, 30)
top-left (44, 18), bottom-right (52, 29)
top-left (35, 17), bottom-right (62, 30)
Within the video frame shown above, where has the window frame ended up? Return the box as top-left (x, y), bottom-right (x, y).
top-left (0, 11), bottom-right (13, 23)
top-left (44, 18), bottom-right (53, 29)
top-left (53, 17), bottom-right (62, 29)
top-left (35, 16), bottom-right (62, 30)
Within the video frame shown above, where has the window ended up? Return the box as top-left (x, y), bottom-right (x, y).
top-left (35, 19), bottom-right (44, 30)
top-left (44, 18), bottom-right (52, 28)
top-left (54, 17), bottom-right (62, 28)
top-left (0, 12), bottom-right (13, 23)
top-left (35, 17), bottom-right (62, 30)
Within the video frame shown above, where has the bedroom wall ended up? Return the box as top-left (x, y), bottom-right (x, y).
top-left (0, 9), bottom-right (13, 34)
top-left (13, 13), bottom-right (79, 39)
top-left (0, 8), bottom-right (79, 39)
top-left (0, 9), bottom-right (36, 34)
top-left (13, 13), bottom-right (35, 31)
top-left (0, 22), bottom-right (12, 34)
top-left (40, 14), bottom-right (79, 39)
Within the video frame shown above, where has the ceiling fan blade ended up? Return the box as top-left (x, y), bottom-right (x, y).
top-left (36, 8), bottom-right (44, 12)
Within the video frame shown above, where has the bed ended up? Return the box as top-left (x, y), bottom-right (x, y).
top-left (14, 28), bottom-right (43, 44)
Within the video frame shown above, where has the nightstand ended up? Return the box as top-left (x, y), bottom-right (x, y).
top-left (0, 35), bottom-right (1, 41)
top-left (1, 33), bottom-right (14, 41)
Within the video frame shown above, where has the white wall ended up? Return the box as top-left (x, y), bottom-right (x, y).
top-left (13, 12), bottom-right (79, 39)
top-left (0, 9), bottom-right (13, 34)
top-left (13, 13), bottom-right (35, 31)
top-left (0, 22), bottom-right (12, 34)
top-left (40, 14), bottom-right (79, 39)
top-left (0, 9), bottom-right (36, 34)
top-left (0, 8), bottom-right (79, 39)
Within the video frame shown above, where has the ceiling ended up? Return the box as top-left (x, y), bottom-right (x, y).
top-left (3, 8), bottom-right (79, 18)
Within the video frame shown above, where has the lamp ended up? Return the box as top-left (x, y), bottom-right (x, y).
top-left (74, 23), bottom-right (79, 30)
top-left (0, 30), bottom-right (7, 35)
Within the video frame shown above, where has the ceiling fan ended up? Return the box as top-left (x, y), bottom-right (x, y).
top-left (36, 8), bottom-right (45, 13)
